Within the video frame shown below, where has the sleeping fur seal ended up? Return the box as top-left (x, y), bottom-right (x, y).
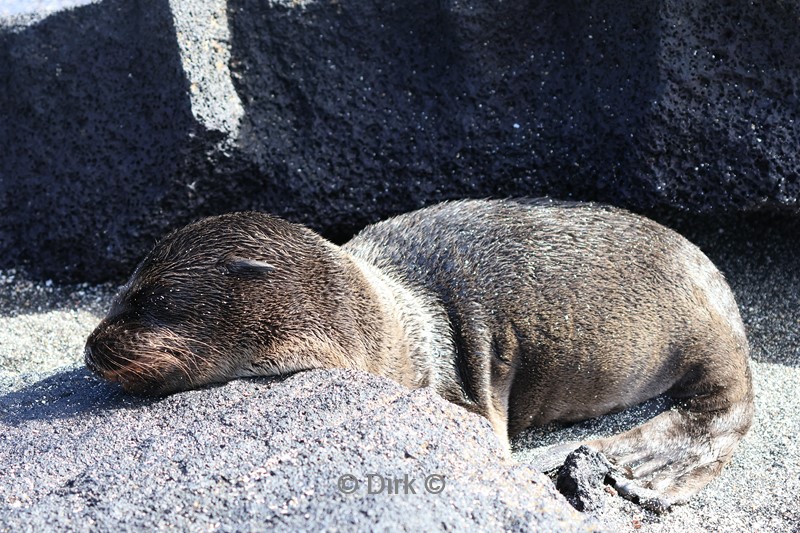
top-left (84, 199), bottom-right (753, 511)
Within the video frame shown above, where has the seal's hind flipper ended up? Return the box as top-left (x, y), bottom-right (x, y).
top-left (606, 472), bottom-right (672, 513)
top-left (527, 440), bottom-right (585, 473)
top-left (587, 400), bottom-right (753, 511)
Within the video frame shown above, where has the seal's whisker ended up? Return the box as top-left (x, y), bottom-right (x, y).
top-left (149, 328), bottom-right (202, 382)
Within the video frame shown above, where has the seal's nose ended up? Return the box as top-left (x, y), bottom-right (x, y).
top-left (84, 342), bottom-right (100, 373)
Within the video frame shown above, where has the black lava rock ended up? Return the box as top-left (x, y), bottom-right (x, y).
top-left (556, 446), bottom-right (615, 513)
top-left (2, 0), bottom-right (799, 282)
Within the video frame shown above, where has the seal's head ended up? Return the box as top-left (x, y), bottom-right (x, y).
top-left (84, 212), bottom-right (351, 395)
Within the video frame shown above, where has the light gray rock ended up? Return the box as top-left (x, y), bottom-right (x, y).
top-left (0, 368), bottom-right (596, 531)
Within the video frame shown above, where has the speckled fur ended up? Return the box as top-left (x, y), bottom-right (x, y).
top-left (85, 199), bottom-right (753, 511)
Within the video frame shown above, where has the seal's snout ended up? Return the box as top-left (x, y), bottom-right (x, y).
top-left (83, 335), bottom-right (119, 381)
top-left (83, 326), bottom-right (128, 379)
top-left (83, 319), bottom-right (200, 395)
top-left (84, 331), bottom-right (145, 389)
top-left (83, 343), bottom-right (100, 374)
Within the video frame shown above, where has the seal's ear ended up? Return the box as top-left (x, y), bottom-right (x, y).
top-left (222, 257), bottom-right (276, 276)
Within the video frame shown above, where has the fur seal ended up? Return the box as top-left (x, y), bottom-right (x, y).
top-left (84, 199), bottom-right (753, 511)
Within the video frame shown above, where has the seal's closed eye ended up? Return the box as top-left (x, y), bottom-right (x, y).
top-left (221, 257), bottom-right (276, 276)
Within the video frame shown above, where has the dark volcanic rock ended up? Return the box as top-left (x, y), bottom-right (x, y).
top-left (0, 368), bottom-right (597, 531)
top-left (2, 0), bottom-right (799, 282)
top-left (556, 446), bottom-right (615, 513)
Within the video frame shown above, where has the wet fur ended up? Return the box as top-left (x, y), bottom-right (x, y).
top-left (85, 199), bottom-right (754, 511)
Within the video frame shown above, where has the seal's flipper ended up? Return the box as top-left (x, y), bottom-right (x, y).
top-left (587, 400), bottom-right (754, 511)
top-left (528, 440), bottom-right (585, 473)
top-left (606, 472), bottom-right (672, 513)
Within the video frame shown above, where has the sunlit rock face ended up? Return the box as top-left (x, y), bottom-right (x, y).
top-left (2, 0), bottom-right (799, 282)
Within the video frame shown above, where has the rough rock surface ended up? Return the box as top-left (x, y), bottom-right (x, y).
top-left (556, 446), bottom-right (615, 513)
top-left (2, 0), bottom-right (799, 282)
top-left (0, 368), bottom-right (596, 531)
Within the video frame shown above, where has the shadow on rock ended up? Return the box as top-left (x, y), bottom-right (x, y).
top-left (0, 366), bottom-right (295, 425)
top-left (0, 367), bottom-right (156, 424)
